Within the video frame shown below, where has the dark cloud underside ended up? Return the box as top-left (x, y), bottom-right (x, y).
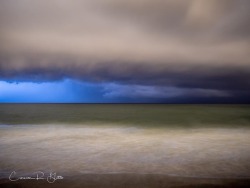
top-left (0, 0), bottom-right (250, 102)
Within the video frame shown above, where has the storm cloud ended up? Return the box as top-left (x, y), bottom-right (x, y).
top-left (0, 0), bottom-right (250, 102)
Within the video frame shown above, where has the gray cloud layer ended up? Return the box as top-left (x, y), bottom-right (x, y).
top-left (0, 0), bottom-right (250, 99)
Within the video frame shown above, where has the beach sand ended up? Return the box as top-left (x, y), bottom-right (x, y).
top-left (1, 174), bottom-right (250, 188)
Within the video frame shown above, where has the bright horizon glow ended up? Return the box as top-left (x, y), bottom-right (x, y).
top-left (0, 80), bottom-right (105, 103)
top-left (0, 79), bottom-right (242, 103)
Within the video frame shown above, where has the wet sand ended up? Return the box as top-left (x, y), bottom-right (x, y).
top-left (1, 174), bottom-right (250, 188)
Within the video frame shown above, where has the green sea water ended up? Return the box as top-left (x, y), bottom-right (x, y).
top-left (0, 104), bottom-right (249, 127)
top-left (1, 104), bottom-right (250, 180)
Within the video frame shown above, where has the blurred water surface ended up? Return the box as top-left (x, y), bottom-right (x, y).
top-left (0, 104), bottom-right (250, 127)
top-left (0, 104), bottom-right (250, 179)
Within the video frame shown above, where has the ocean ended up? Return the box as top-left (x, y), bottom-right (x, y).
top-left (0, 104), bottom-right (250, 187)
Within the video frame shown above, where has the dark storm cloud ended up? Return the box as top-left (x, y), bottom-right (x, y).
top-left (1, 55), bottom-right (249, 92)
top-left (0, 0), bottom-right (250, 101)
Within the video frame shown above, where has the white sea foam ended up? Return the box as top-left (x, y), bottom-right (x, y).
top-left (0, 124), bottom-right (250, 178)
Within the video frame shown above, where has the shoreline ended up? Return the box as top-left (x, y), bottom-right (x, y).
top-left (1, 125), bottom-right (250, 180)
top-left (1, 174), bottom-right (250, 188)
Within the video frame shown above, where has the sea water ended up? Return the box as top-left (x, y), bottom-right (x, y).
top-left (0, 104), bottom-right (250, 179)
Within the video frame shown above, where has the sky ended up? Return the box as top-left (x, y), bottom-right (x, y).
top-left (0, 0), bottom-right (250, 103)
